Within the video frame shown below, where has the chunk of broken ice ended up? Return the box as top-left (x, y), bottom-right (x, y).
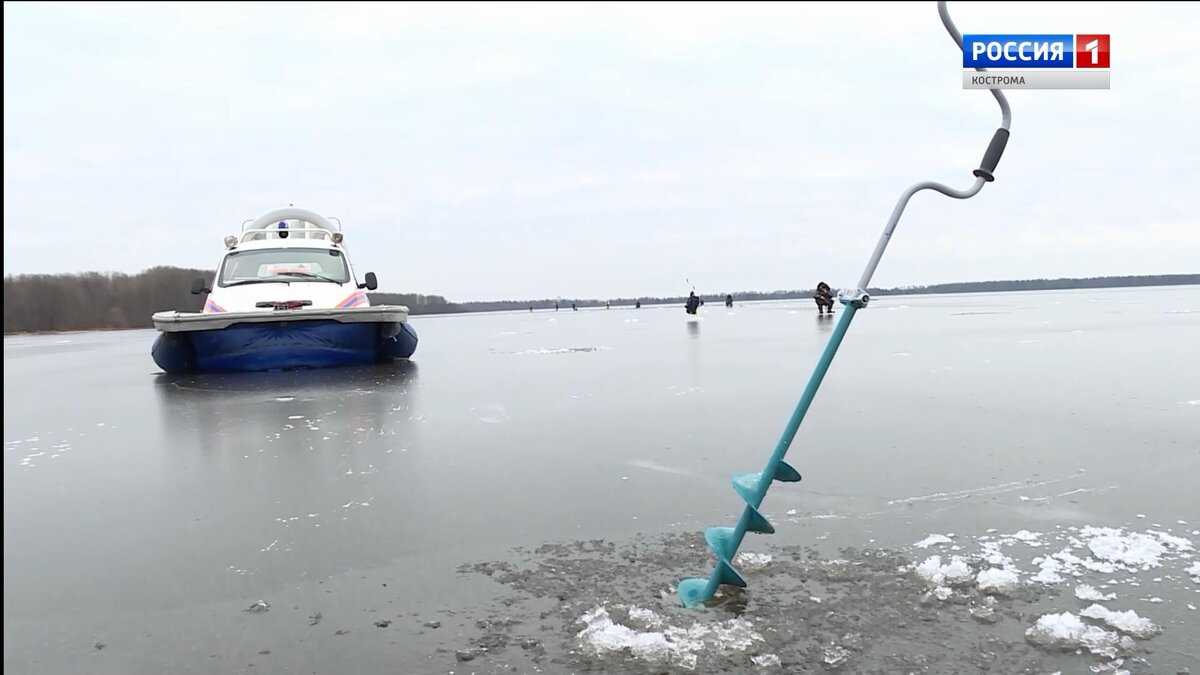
top-left (913, 534), bottom-right (953, 548)
top-left (1078, 604), bottom-right (1159, 639)
top-left (1074, 584), bottom-right (1116, 602)
top-left (976, 568), bottom-right (1020, 595)
top-left (916, 555), bottom-right (973, 587)
top-left (1025, 612), bottom-right (1134, 659)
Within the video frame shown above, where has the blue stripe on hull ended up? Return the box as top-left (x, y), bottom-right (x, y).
top-left (151, 320), bottom-right (418, 374)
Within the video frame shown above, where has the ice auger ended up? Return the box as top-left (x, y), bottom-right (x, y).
top-left (678, 0), bottom-right (1013, 608)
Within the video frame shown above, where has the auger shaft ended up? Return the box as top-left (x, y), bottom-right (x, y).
top-left (678, 0), bottom-right (1012, 608)
top-left (678, 303), bottom-right (859, 607)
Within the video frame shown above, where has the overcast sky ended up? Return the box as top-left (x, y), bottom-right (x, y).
top-left (4, 2), bottom-right (1197, 300)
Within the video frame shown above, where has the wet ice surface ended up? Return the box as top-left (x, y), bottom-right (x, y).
top-left (4, 287), bottom-right (1200, 674)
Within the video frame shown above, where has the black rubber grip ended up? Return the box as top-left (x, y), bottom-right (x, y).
top-left (973, 128), bottom-right (1009, 182)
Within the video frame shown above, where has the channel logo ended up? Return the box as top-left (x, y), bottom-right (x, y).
top-left (961, 34), bottom-right (1110, 90)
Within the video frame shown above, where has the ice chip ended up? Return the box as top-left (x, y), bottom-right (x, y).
top-left (1074, 584), bottom-right (1116, 602)
top-left (916, 555), bottom-right (973, 587)
top-left (914, 534), bottom-right (953, 548)
top-left (1079, 604), bottom-right (1160, 639)
top-left (1025, 612), bottom-right (1134, 659)
top-left (976, 567), bottom-right (1020, 594)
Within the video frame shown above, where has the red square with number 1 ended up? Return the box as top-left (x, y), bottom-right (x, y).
top-left (1076, 34), bottom-right (1110, 68)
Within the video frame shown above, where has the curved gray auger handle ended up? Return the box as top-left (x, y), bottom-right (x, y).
top-left (854, 1), bottom-right (1013, 294)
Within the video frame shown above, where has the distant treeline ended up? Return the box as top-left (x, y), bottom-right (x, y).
top-left (866, 275), bottom-right (1200, 296)
top-left (4, 267), bottom-right (207, 334)
top-left (4, 269), bottom-right (1197, 333)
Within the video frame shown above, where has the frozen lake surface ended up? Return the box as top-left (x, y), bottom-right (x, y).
top-left (4, 286), bottom-right (1199, 674)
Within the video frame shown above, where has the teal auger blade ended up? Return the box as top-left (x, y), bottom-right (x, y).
top-left (678, 0), bottom-right (1014, 607)
top-left (677, 578), bottom-right (712, 608)
top-left (704, 526), bottom-right (738, 560)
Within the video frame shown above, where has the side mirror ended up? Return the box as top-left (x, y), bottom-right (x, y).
top-left (190, 277), bottom-right (211, 295)
top-left (359, 272), bottom-right (378, 291)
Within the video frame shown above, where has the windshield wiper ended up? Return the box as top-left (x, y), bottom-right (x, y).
top-left (270, 271), bottom-right (342, 283)
top-left (224, 279), bottom-right (289, 288)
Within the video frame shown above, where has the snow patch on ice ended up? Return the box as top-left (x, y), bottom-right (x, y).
top-left (515, 347), bottom-right (612, 355)
top-left (821, 643), bottom-right (849, 667)
top-left (901, 523), bottom-right (1193, 632)
top-left (1031, 556), bottom-right (1066, 585)
top-left (751, 653), bottom-right (781, 668)
top-left (576, 606), bottom-right (763, 670)
top-left (18, 451), bottom-right (46, 468)
top-left (734, 552), bottom-right (772, 569)
top-left (1150, 530), bottom-right (1193, 551)
top-left (1083, 527), bottom-right (1191, 569)
top-left (627, 607), bottom-right (664, 628)
top-left (1011, 529), bottom-right (1042, 544)
top-left (979, 540), bottom-right (1017, 570)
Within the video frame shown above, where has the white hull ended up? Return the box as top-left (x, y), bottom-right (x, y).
top-left (153, 305), bottom-right (410, 337)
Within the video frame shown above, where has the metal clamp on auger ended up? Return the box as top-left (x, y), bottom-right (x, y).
top-left (837, 289), bottom-right (870, 308)
top-left (676, 0), bottom-right (1015, 608)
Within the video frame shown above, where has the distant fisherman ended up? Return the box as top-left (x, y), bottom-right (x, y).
top-left (725, 294), bottom-right (733, 308)
top-left (636, 300), bottom-right (641, 309)
top-left (814, 282), bottom-right (835, 315)
top-left (685, 291), bottom-right (700, 315)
